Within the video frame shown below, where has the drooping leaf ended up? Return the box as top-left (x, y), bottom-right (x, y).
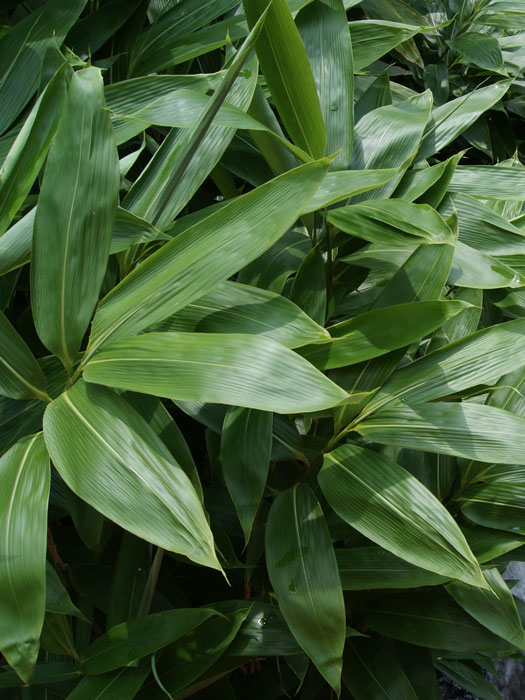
top-left (220, 406), bottom-right (272, 541)
top-left (43, 379), bottom-right (221, 570)
top-left (31, 66), bottom-right (119, 372)
top-left (0, 433), bottom-right (50, 683)
top-left (243, 0), bottom-right (327, 159)
top-left (88, 159), bottom-right (329, 354)
top-left (83, 332), bottom-right (347, 413)
top-left (319, 444), bottom-right (487, 587)
top-left (265, 484), bottom-right (346, 693)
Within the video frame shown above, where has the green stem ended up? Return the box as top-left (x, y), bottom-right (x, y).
top-left (137, 548), bottom-right (164, 618)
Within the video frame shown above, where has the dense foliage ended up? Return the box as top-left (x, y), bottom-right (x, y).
top-left (2, 0), bottom-right (525, 698)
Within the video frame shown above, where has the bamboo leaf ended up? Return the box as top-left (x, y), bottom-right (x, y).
top-left (0, 311), bottom-right (48, 401)
top-left (319, 444), bottom-right (487, 587)
top-left (297, 0), bottom-right (354, 169)
top-left (297, 301), bottom-right (469, 369)
top-left (220, 407), bottom-right (273, 541)
top-left (435, 660), bottom-right (503, 700)
top-left (350, 20), bottom-right (427, 71)
top-left (243, 0), bottom-right (327, 158)
top-left (0, 65), bottom-right (67, 235)
top-left (148, 280), bottom-right (329, 348)
top-left (43, 379), bottom-right (221, 571)
top-left (0, 433), bottom-right (50, 683)
top-left (31, 67), bottom-right (120, 372)
top-left (460, 481), bottom-right (525, 533)
top-left (356, 402), bottom-right (525, 465)
top-left (83, 332), bottom-right (348, 413)
top-left (302, 168), bottom-right (398, 212)
top-left (82, 609), bottom-right (217, 674)
top-left (447, 32), bottom-right (505, 73)
top-left (88, 159), bottom-right (329, 354)
top-left (265, 484), bottom-right (346, 693)
top-left (65, 667), bottom-right (150, 700)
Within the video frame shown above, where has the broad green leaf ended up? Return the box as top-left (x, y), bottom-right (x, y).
top-left (140, 601), bottom-right (251, 699)
top-left (110, 208), bottom-right (165, 255)
top-left (243, 0), bottom-right (327, 158)
top-left (366, 590), bottom-right (515, 652)
top-left (227, 603), bottom-right (301, 657)
top-left (297, 0), bottom-right (354, 169)
top-left (43, 379), bottom-right (221, 570)
top-left (319, 444), bottom-right (487, 587)
top-left (39, 612), bottom-right (77, 658)
top-left (417, 81), bottom-right (511, 161)
top-left (427, 288), bottom-right (482, 352)
top-left (366, 319), bottom-right (525, 412)
top-left (83, 332), bottom-right (347, 413)
top-left (265, 484), bottom-right (346, 693)
top-left (220, 407), bottom-right (272, 541)
top-left (342, 637), bottom-right (418, 700)
top-left (0, 311), bottom-right (48, 401)
top-left (82, 608), bottom-right (217, 674)
top-left (302, 168), bottom-right (398, 212)
top-left (0, 65), bottom-right (66, 235)
top-left (447, 32), bottom-right (505, 73)
top-left (396, 448), bottom-right (456, 502)
top-left (387, 641), bottom-right (441, 700)
top-left (0, 0), bottom-right (85, 135)
top-left (66, 0), bottom-right (144, 56)
top-left (350, 20), bottom-right (427, 71)
top-left (460, 481), bottom-right (525, 533)
top-left (435, 660), bottom-right (503, 700)
top-left (31, 67), bottom-right (119, 373)
top-left (45, 562), bottom-right (82, 618)
top-left (449, 166), bottom-right (525, 200)
top-left (297, 301), bottom-right (468, 369)
top-left (356, 402), bottom-right (525, 464)
top-left (65, 667), bottom-right (150, 700)
top-left (488, 364), bottom-right (525, 416)
top-left (327, 199), bottom-right (455, 245)
top-left (129, 0), bottom-right (242, 76)
top-left (447, 568), bottom-right (524, 648)
top-left (0, 433), bottom-right (50, 683)
top-left (123, 391), bottom-right (202, 501)
top-left (395, 151), bottom-right (464, 207)
top-left (122, 35), bottom-right (259, 228)
top-left (148, 280), bottom-right (329, 348)
top-left (449, 241), bottom-right (524, 289)
top-left (88, 159), bottom-right (329, 353)
top-left (349, 92), bottom-right (432, 200)
top-left (0, 396), bottom-right (45, 456)
top-left (371, 242), bottom-right (454, 308)
top-left (464, 524), bottom-right (525, 564)
top-left (290, 246), bottom-right (327, 325)
top-left (0, 207), bottom-right (34, 276)
top-left (355, 71), bottom-right (392, 122)
top-left (336, 547), bottom-right (448, 589)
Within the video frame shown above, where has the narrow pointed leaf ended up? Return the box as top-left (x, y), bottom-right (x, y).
top-left (220, 407), bottom-right (272, 540)
top-left (302, 168), bottom-right (397, 212)
top-left (298, 301), bottom-right (469, 369)
top-left (0, 207), bottom-right (34, 277)
top-left (265, 484), bottom-right (346, 693)
top-left (243, 0), bottom-right (327, 158)
top-left (447, 568), bottom-right (525, 648)
top-left (351, 20), bottom-right (426, 71)
top-left (0, 311), bottom-right (47, 401)
top-left (82, 608), bottom-right (217, 674)
top-left (0, 0), bottom-right (86, 135)
top-left (368, 319), bottom-right (525, 411)
top-left (0, 65), bottom-right (67, 235)
top-left (31, 67), bottom-right (119, 371)
top-left (83, 332), bottom-right (347, 413)
top-left (88, 159), bottom-right (329, 353)
top-left (319, 444), bottom-right (487, 587)
top-left (0, 433), bottom-right (50, 683)
top-left (356, 402), bottom-right (525, 465)
top-left (45, 562), bottom-right (83, 618)
top-left (435, 660), bottom-right (503, 700)
top-left (336, 547), bottom-right (448, 589)
top-left (65, 667), bottom-right (150, 700)
top-left (366, 590), bottom-right (515, 652)
top-left (148, 280), bottom-right (329, 348)
top-left (43, 379), bottom-right (221, 570)
top-left (297, 0), bottom-right (354, 169)
top-left (447, 32), bottom-right (505, 73)
top-left (342, 637), bottom-right (418, 700)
